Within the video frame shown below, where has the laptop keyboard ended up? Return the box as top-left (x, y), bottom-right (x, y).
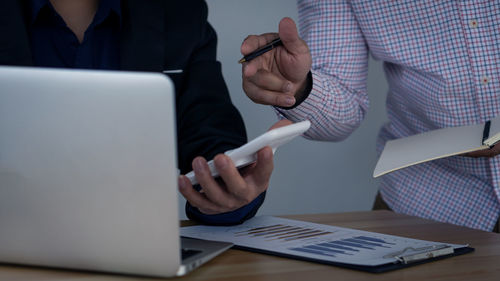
top-left (181, 248), bottom-right (202, 260)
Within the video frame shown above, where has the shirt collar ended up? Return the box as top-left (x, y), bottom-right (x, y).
top-left (30, 0), bottom-right (49, 23)
top-left (92, 0), bottom-right (122, 28)
top-left (29, 0), bottom-right (122, 25)
top-left (99, 0), bottom-right (122, 23)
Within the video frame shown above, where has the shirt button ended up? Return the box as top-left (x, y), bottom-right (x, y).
top-left (481, 76), bottom-right (490, 85)
top-left (469, 20), bottom-right (478, 28)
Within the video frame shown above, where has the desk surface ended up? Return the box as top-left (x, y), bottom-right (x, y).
top-left (1, 210), bottom-right (499, 281)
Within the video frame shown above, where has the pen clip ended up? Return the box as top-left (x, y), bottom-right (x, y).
top-left (385, 244), bottom-right (454, 264)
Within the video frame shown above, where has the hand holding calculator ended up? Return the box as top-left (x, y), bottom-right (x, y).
top-left (185, 120), bottom-right (310, 185)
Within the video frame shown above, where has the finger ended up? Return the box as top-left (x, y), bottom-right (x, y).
top-left (178, 175), bottom-right (221, 214)
top-left (248, 69), bottom-right (293, 93)
top-left (242, 47), bottom-right (279, 78)
top-left (192, 157), bottom-right (230, 206)
top-left (243, 78), bottom-right (296, 107)
top-left (241, 33), bottom-right (280, 55)
top-left (241, 35), bottom-right (259, 56)
top-left (491, 143), bottom-right (500, 155)
top-left (268, 119), bottom-right (293, 131)
top-left (249, 146), bottom-right (274, 191)
top-left (465, 144), bottom-right (500, 158)
top-left (464, 151), bottom-right (489, 158)
top-left (213, 154), bottom-right (249, 200)
top-left (279, 17), bottom-right (308, 55)
top-left (242, 55), bottom-right (264, 78)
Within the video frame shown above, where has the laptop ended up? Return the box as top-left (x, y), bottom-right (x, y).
top-left (0, 66), bottom-right (233, 277)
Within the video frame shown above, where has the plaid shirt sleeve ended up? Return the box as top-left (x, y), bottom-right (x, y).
top-left (275, 0), bottom-right (369, 141)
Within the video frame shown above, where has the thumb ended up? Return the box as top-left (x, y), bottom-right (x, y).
top-left (278, 17), bottom-right (306, 55)
top-left (268, 119), bottom-right (293, 131)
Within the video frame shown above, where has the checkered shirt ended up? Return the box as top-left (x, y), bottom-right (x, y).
top-left (276, 0), bottom-right (500, 231)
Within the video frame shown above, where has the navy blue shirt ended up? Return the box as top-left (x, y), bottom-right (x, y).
top-left (29, 0), bottom-right (121, 69)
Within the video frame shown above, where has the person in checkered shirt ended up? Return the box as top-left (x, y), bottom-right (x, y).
top-left (240, 1), bottom-right (500, 232)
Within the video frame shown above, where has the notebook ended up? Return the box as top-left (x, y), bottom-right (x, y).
top-left (374, 115), bottom-right (500, 177)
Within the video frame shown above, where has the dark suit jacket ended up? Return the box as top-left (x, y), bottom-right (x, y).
top-left (0, 0), bottom-right (247, 173)
top-left (0, 0), bottom-right (265, 224)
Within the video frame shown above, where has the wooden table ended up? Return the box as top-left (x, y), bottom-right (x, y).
top-left (1, 211), bottom-right (499, 280)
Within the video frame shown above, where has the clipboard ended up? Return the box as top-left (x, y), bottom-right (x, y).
top-left (181, 216), bottom-right (474, 273)
top-left (233, 244), bottom-right (474, 273)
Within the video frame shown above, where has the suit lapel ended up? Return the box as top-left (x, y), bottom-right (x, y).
top-left (0, 0), bottom-right (33, 66)
top-left (120, 0), bottom-right (166, 72)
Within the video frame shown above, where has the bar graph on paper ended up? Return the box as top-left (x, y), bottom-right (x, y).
top-left (181, 216), bottom-right (467, 266)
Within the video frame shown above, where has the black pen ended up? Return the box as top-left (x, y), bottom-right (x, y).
top-left (238, 38), bottom-right (283, 63)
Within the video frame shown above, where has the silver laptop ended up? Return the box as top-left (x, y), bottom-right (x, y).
top-left (0, 66), bottom-right (232, 277)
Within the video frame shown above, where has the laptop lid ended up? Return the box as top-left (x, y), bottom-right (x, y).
top-left (0, 66), bottom-right (182, 277)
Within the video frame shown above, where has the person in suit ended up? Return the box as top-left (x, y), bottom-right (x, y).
top-left (0, 0), bottom-right (280, 225)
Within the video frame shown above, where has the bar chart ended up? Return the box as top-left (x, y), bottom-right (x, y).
top-left (235, 224), bottom-right (334, 241)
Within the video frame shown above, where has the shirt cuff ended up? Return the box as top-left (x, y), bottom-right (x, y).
top-left (273, 70), bottom-right (320, 122)
top-left (185, 191), bottom-right (266, 225)
top-left (276, 71), bottom-right (313, 110)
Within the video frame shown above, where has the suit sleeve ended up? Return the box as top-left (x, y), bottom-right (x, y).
top-left (175, 1), bottom-right (265, 225)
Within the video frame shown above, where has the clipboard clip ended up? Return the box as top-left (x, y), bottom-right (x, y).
top-left (384, 244), bottom-right (455, 264)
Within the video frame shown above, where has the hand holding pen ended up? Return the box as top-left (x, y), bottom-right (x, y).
top-left (240, 17), bottom-right (312, 108)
